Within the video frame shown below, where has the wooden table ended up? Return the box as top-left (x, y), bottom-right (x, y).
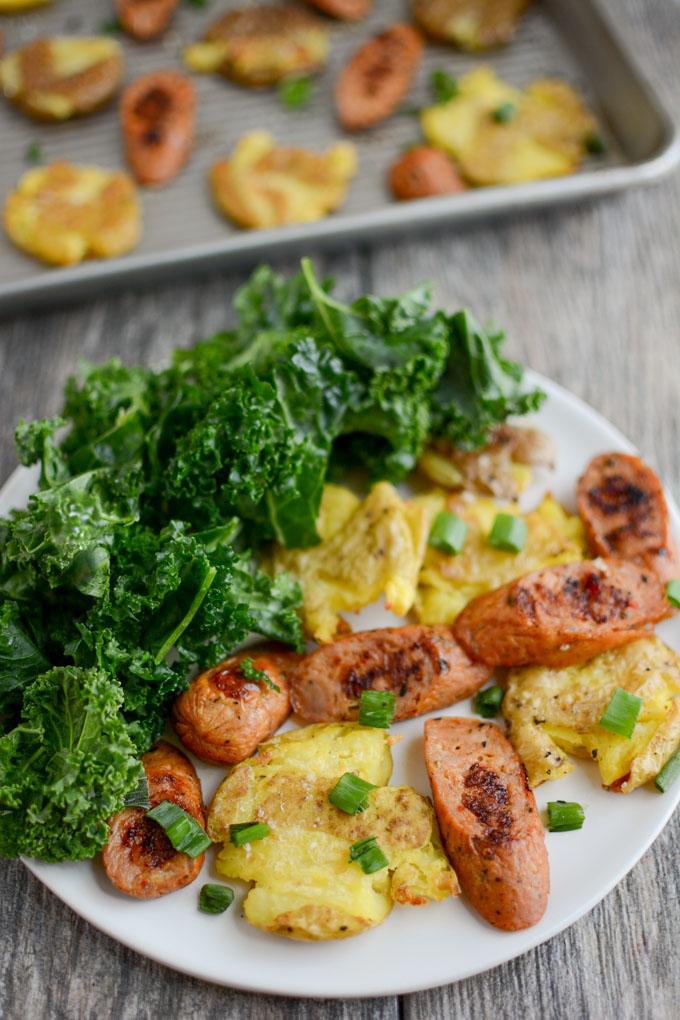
top-left (1, 1), bottom-right (679, 1016)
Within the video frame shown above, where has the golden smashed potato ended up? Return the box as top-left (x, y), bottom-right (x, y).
top-left (421, 66), bottom-right (597, 185)
top-left (0, 37), bottom-right (124, 122)
top-left (271, 482), bottom-right (425, 642)
top-left (504, 638), bottom-right (680, 793)
top-left (210, 132), bottom-right (356, 230)
top-left (412, 0), bottom-right (530, 51)
top-left (414, 494), bottom-right (587, 625)
top-left (4, 162), bottom-right (141, 267)
top-left (0, 0), bottom-right (51, 10)
top-left (208, 723), bottom-right (458, 940)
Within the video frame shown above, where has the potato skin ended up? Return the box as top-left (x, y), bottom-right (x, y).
top-left (454, 558), bottom-right (668, 667)
top-left (335, 23), bottom-right (423, 131)
top-left (173, 647), bottom-right (299, 765)
top-left (103, 741), bottom-right (206, 900)
top-left (412, 0), bottom-right (530, 50)
top-left (290, 624), bottom-right (491, 722)
top-left (425, 717), bottom-right (548, 931)
top-left (116, 0), bottom-right (181, 41)
top-left (389, 146), bottom-right (466, 201)
top-left (577, 452), bottom-right (679, 584)
top-left (121, 71), bottom-right (196, 185)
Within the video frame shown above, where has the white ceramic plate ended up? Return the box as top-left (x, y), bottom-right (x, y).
top-left (10, 372), bottom-right (680, 998)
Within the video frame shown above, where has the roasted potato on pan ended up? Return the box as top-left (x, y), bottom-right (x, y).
top-left (0, 0), bottom-right (51, 11)
top-left (208, 723), bottom-right (458, 939)
top-left (412, 0), bottom-right (531, 51)
top-left (0, 37), bottom-right (123, 122)
top-left (503, 637), bottom-right (680, 792)
top-left (4, 162), bottom-right (141, 266)
top-left (116, 0), bottom-right (181, 41)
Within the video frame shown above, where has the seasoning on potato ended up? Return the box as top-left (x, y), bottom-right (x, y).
top-left (210, 131), bottom-right (357, 231)
top-left (412, 0), bottom-right (531, 51)
top-left (421, 66), bottom-right (598, 185)
top-left (0, 0), bottom-right (51, 10)
top-left (335, 23), bottom-right (424, 131)
top-left (115, 0), bottom-right (181, 42)
top-left (121, 70), bottom-right (196, 186)
top-left (4, 161), bottom-right (141, 266)
top-left (389, 146), bottom-right (466, 201)
top-left (303, 0), bottom-right (372, 19)
top-left (0, 36), bottom-right (124, 122)
top-left (183, 4), bottom-right (329, 88)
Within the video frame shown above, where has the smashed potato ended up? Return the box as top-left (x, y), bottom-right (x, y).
top-left (504, 638), bottom-right (680, 792)
top-left (271, 482), bottom-right (424, 642)
top-left (415, 494), bottom-right (586, 625)
top-left (210, 131), bottom-right (357, 231)
top-left (421, 66), bottom-right (597, 185)
top-left (412, 0), bottom-right (530, 51)
top-left (208, 723), bottom-right (458, 940)
top-left (0, 0), bottom-right (51, 10)
top-left (4, 162), bottom-right (141, 266)
top-left (183, 5), bottom-right (328, 88)
top-left (0, 37), bottom-right (123, 122)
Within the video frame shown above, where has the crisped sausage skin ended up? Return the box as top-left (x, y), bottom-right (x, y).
top-left (173, 647), bottom-right (299, 764)
top-left (389, 146), bottom-right (466, 201)
top-left (454, 558), bottom-right (667, 667)
top-left (577, 452), bottom-right (679, 584)
top-left (425, 717), bottom-right (548, 930)
top-left (103, 741), bottom-right (205, 899)
top-left (305, 0), bottom-right (372, 18)
top-left (121, 70), bottom-right (196, 185)
top-left (290, 625), bottom-right (491, 722)
top-left (335, 23), bottom-right (423, 131)
top-left (116, 0), bottom-right (180, 41)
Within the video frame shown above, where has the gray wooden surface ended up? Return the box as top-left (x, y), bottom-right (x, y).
top-left (1, 1), bottom-right (679, 1017)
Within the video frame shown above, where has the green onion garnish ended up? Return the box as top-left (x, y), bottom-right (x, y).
top-left (240, 656), bottom-right (280, 693)
top-left (665, 580), bottom-right (680, 608)
top-left (492, 102), bottom-right (516, 124)
top-left (229, 821), bottom-right (270, 847)
top-left (123, 771), bottom-right (151, 809)
top-left (487, 513), bottom-right (527, 553)
top-left (199, 883), bottom-right (234, 914)
top-left (279, 77), bottom-right (313, 110)
top-left (599, 687), bottom-right (642, 739)
top-left (547, 800), bottom-right (585, 832)
top-left (473, 685), bottom-right (505, 719)
top-left (349, 836), bottom-right (389, 874)
top-left (100, 16), bottom-right (122, 33)
top-left (146, 801), bottom-right (212, 858)
top-left (584, 131), bottom-right (606, 155)
top-left (429, 511), bottom-right (468, 556)
top-left (358, 689), bottom-right (396, 729)
top-left (329, 773), bottom-right (376, 815)
top-left (431, 69), bottom-right (458, 104)
top-left (654, 746), bottom-right (680, 792)
top-left (25, 142), bottom-right (43, 165)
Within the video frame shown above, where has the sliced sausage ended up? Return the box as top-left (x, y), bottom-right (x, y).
top-left (103, 741), bottom-right (205, 900)
top-left (304, 0), bottom-right (372, 18)
top-left (577, 452), bottom-right (679, 583)
top-left (389, 146), bottom-right (466, 201)
top-left (335, 23), bottom-right (423, 131)
top-left (290, 624), bottom-right (491, 722)
top-left (453, 558), bottom-right (667, 668)
top-left (116, 0), bottom-right (181, 41)
top-left (173, 647), bottom-right (299, 765)
top-left (425, 717), bottom-right (549, 931)
top-left (121, 71), bottom-right (196, 185)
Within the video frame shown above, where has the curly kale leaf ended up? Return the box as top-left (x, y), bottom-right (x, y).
top-left (15, 416), bottom-right (68, 488)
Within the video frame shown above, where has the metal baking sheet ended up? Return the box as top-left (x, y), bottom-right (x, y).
top-left (0, 0), bottom-right (677, 314)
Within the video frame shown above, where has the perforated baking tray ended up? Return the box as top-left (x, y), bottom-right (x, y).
top-left (0, 0), bottom-right (677, 314)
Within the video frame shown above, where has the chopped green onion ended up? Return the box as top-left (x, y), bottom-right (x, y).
top-left (599, 687), bottom-right (642, 738)
top-left (584, 131), bottom-right (606, 155)
top-left (349, 836), bottom-right (389, 874)
top-left (665, 579), bottom-right (680, 608)
top-left (654, 746), bottom-right (680, 792)
top-left (240, 656), bottom-right (280, 693)
top-left (25, 142), bottom-right (43, 165)
top-left (199, 884), bottom-right (234, 914)
top-left (229, 821), bottom-right (270, 847)
top-left (186, 0), bottom-right (209, 6)
top-left (329, 773), bottom-right (376, 815)
top-left (492, 102), bottom-right (516, 124)
top-left (358, 689), bottom-right (396, 729)
top-left (123, 771), bottom-right (151, 809)
top-left (473, 685), bottom-right (504, 719)
top-left (429, 511), bottom-right (468, 556)
top-left (146, 801), bottom-right (212, 858)
top-left (279, 77), bottom-right (314, 110)
top-left (547, 800), bottom-right (585, 832)
top-left (100, 16), bottom-right (122, 33)
top-left (487, 513), bottom-right (527, 553)
top-left (431, 69), bottom-right (458, 104)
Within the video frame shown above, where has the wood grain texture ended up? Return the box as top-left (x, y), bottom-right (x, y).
top-left (1, 0), bottom-right (679, 1017)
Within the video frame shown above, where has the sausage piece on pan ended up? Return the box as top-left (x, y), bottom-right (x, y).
top-left (454, 558), bottom-right (668, 668)
top-left (116, 0), bottom-right (181, 42)
top-left (103, 741), bottom-right (206, 899)
top-left (173, 647), bottom-right (299, 765)
top-left (425, 717), bottom-right (549, 931)
top-left (577, 452), bottom-right (679, 583)
top-left (335, 24), bottom-right (423, 131)
top-left (121, 71), bottom-right (196, 186)
top-left (291, 624), bottom-right (491, 722)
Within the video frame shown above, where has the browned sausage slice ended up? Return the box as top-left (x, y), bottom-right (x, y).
top-left (304, 0), bottom-right (372, 18)
top-left (425, 717), bottom-right (548, 931)
top-left (389, 146), bottom-right (466, 201)
top-left (103, 741), bottom-right (205, 899)
top-left (116, 0), bottom-right (181, 42)
top-left (454, 558), bottom-right (667, 667)
top-left (290, 625), bottom-right (491, 722)
top-left (120, 70), bottom-right (196, 185)
top-left (577, 452), bottom-right (679, 583)
top-left (335, 23), bottom-right (423, 131)
top-left (173, 647), bottom-right (299, 765)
